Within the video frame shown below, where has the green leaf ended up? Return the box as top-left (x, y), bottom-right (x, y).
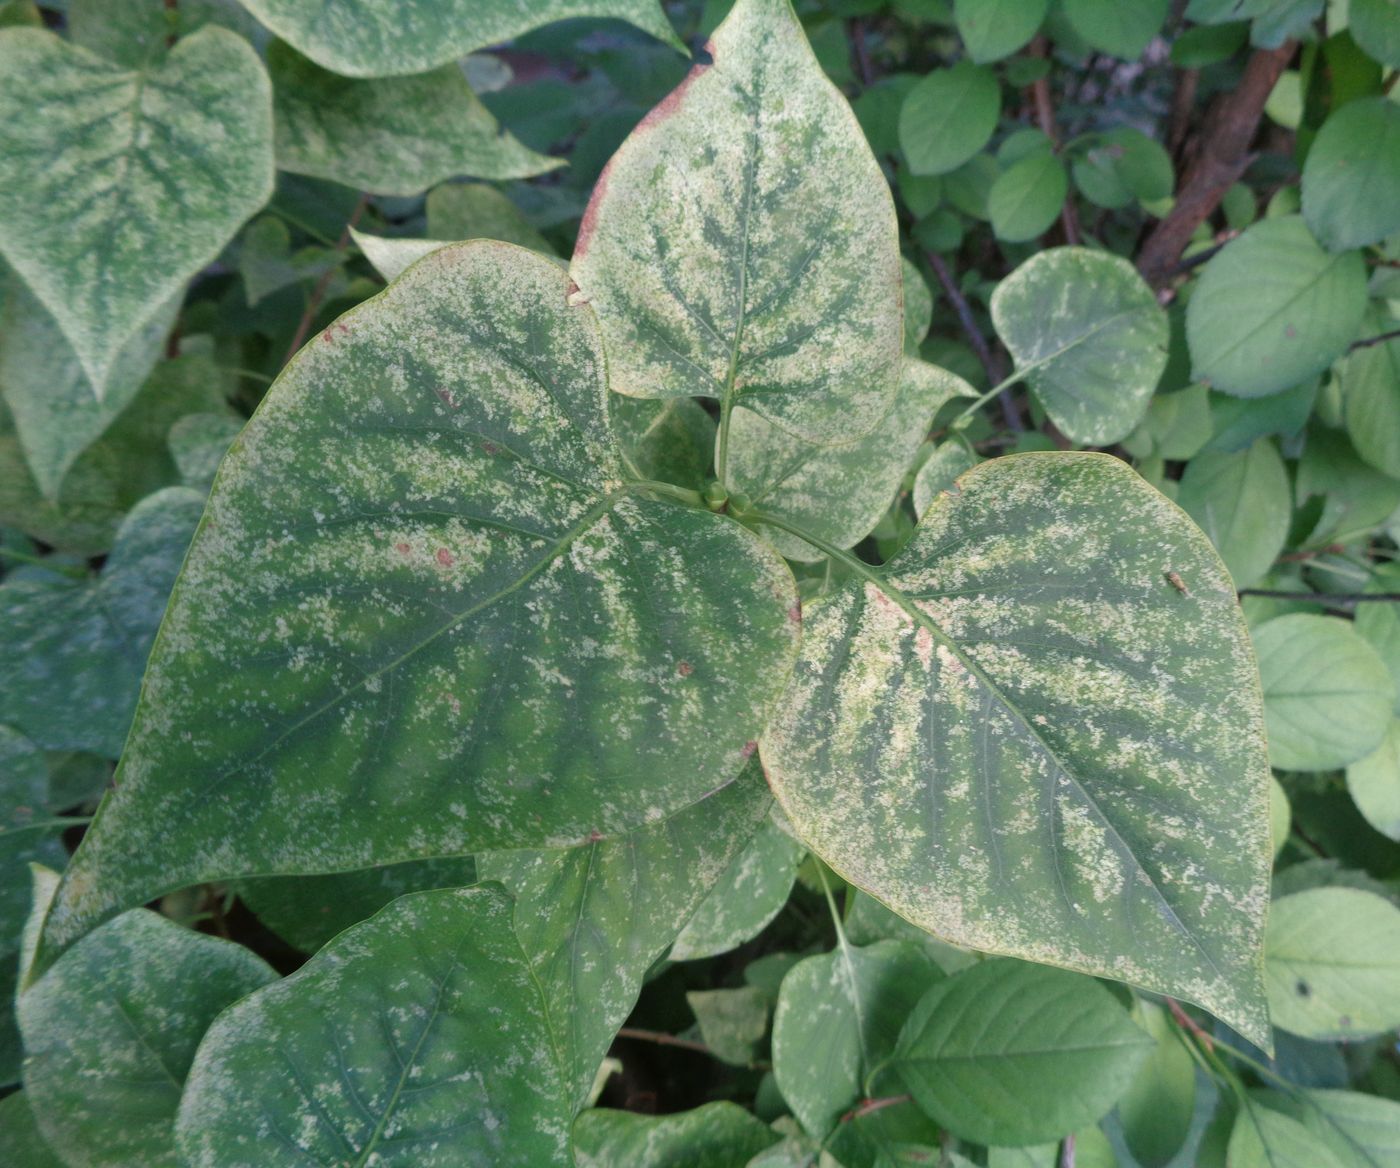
top-left (1356, 562), bottom-right (1400, 704)
top-left (772, 939), bottom-right (943, 1137)
top-left (991, 248), bottom-right (1168, 445)
top-left (350, 228), bottom-right (448, 284)
top-left (953, 0), bottom-right (1049, 63)
top-left (0, 487), bottom-right (205, 757)
top-left (19, 908), bottom-right (276, 1168)
top-left (574, 1103), bottom-right (780, 1167)
top-left (1254, 614), bottom-right (1395, 771)
top-left (671, 811), bottom-right (804, 961)
top-left (761, 453), bottom-right (1274, 1043)
top-left (238, 856), bottom-right (479, 952)
top-left (1346, 719), bottom-right (1400, 841)
top-left (912, 440), bottom-right (980, 518)
top-left (728, 358), bottom-right (973, 561)
top-left (1116, 1000), bottom-right (1196, 1168)
top-left (0, 1093), bottom-right (66, 1168)
top-left (1270, 773), bottom-right (1291, 857)
top-left (1302, 98), bottom-right (1400, 252)
top-left (570, 0), bottom-right (904, 449)
top-left (239, 215), bottom-right (345, 306)
top-left (1350, 0), bottom-right (1400, 68)
top-left (0, 276), bottom-right (178, 500)
top-left (1171, 22), bottom-right (1249, 67)
top-left (176, 887), bottom-right (573, 1167)
top-left (1296, 425), bottom-right (1400, 548)
top-left (899, 61), bottom-right (1002, 176)
top-left (888, 959), bottom-right (1153, 1147)
top-left (1062, 0), bottom-right (1168, 58)
top-left (1265, 888), bottom-right (1400, 1040)
top-left (688, 985), bottom-right (770, 1065)
top-left (1205, 379), bottom-right (1317, 453)
top-left (1185, 217), bottom-right (1368, 399)
top-left (478, 766), bottom-right (774, 1106)
top-left (269, 41), bottom-right (560, 197)
top-left (1177, 439), bottom-right (1291, 589)
top-left (1300, 1088), bottom-right (1400, 1168)
top-left (427, 183), bottom-right (556, 256)
top-left (35, 242), bottom-right (800, 968)
top-left (1340, 315), bottom-right (1400, 480)
top-left (1229, 1100), bottom-right (1347, 1168)
top-left (0, 26), bottom-right (273, 394)
top-left (903, 257), bottom-right (933, 351)
top-left (169, 413), bottom-right (245, 490)
top-left (988, 150), bottom-right (1067, 243)
top-left (239, 0), bottom-right (683, 77)
top-left (610, 395), bottom-right (716, 491)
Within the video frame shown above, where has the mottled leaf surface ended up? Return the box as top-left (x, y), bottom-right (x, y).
top-left (237, 0), bottom-right (683, 77)
top-left (480, 764), bottom-right (772, 1105)
top-left (888, 960), bottom-right (1153, 1147)
top-left (729, 358), bottom-right (972, 561)
top-left (37, 243), bottom-right (799, 964)
top-left (0, 27), bottom-right (273, 393)
top-left (19, 909), bottom-right (276, 1168)
top-left (574, 1103), bottom-right (779, 1167)
top-left (670, 809), bottom-right (804, 961)
top-left (1186, 217), bottom-right (1368, 398)
top-left (912, 441), bottom-right (981, 518)
top-left (176, 887), bottom-right (573, 1167)
top-left (570, 0), bottom-right (903, 448)
top-left (991, 248), bottom-right (1167, 445)
top-left (270, 41), bottom-right (559, 197)
top-left (0, 487), bottom-right (204, 757)
top-left (762, 453), bottom-right (1273, 1043)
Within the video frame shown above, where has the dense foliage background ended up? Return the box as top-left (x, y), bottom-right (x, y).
top-left (3, 0), bottom-right (1400, 1165)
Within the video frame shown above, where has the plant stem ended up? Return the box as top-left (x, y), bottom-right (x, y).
top-left (1059, 1132), bottom-right (1076, 1168)
top-left (282, 193), bottom-right (370, 366)
top-left (1349, 326), bottom-right (1400, 352)
top-left (1237, 589), bottom-right (1400, 602)
top-left (0, 547), bottom-right (88, 578)
top-left (628, 479), bottom-right (706, 509)
top-left (839, 1094), bottom-right (912, 1124)
top-left (1026, 36), bottom-right (1082, 246)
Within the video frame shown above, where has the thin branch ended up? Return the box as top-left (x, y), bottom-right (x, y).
top-left (847, 19), bottom-right (874, 88)
top-left (1165, 997), bottom-right (1214, 1053)
top-left (1349, 326), bottom-right (1400, 353)
top-left (282, 193), bottom-right (370, 366)
top-left (839, 1094), bottom-right (912, 1124)
top-left (1137, 41), bottom-right (1296, 289)
top-left (1027, 36), bottom-right (1081, 245)
top-left (614, 1027), bottom-right (713, 1056)
top-left (1237, 590), bottom-right (1400, 602)
top-left (1169, 231), bottom-right (1237, 275)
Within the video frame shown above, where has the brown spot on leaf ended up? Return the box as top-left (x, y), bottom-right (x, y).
top-left (588, 829), bottom-right (604, 842)
top-left (787, 602), bottom-right (802, 625)
top-left (394, 542), bottom-right (411, 555)
top-left (436, 548), bottom-right (455, 567)
top-left (677, 660), bottom-right (693, 676)
top-left (741, 740), bottom-right (758, 759)
top-left (1285, 323), bottom-right (1298, 339)
top-left (434, 386), bottom-right (458, 409)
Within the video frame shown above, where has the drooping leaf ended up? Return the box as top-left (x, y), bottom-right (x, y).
top-left (478, 765), bottom-right (774, 1105)
top-left (772, 938), bottom-right (942, 1138)
top-left (761, 453), bottom-right (1274, 1043)
top-left (671, 810), bottom-right (805, 961)
top-left (238, 855), bottom-right (479, 952)
top-left (953, 0), bottom-right (1049, 63)
top-left (269, 41), bottom-right (560, 197)
top-left (1177, 439), bottom-right (1291, 589)
top-left (0, 487), bottom-right (205, 757)
top-left (18, 908), bottom-right (276, 1168)
top-left (35, 242), bottom-right (800, 968)
top-left (574, 1103), bottom-right (780, 1168)
top-left (1062, 0), bottom-right (1169, 59)
top-left (236, 0), bottom-right (684, 77)
top-left (1185, 217), bottom-right (1368, 399)
top-left (899, 61), bottom-right (1002, 176)
top-left (887, 959), bottom-right (1153, 1147)
top-left (688, 985), bottom-right (769, 1065)
top-left (1265, 888), bottom-right (1400, 1040)
top-left (0, 26), bottom-right (273, 394)
top-left (1228, 1100), bottom-right (1346, 1168)
top-left (1302, 98), bottom-right (1400, 252)
top-left (728, 358), bottom-right (973, 561)
top-left (988, 150), bottom-right (1068, 243)
top-left (175, 887), bottom-right (573, 1167)
top-left (1253, 614), bottom-right (1395, 771)
top-left (1115, 1000), bottom-right (1196, 1168)
top-left (570, 0), bottom-right (904, 448)
top-left (991, 248), bottom-right (1168, 445)
top-left (1299, 1088), bottom-right (1400, 1168)
top-left (0, 276), bottom-right (179, 500)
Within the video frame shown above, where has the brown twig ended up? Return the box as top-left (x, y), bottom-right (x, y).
top-left (1137, 41), bottom-right (1296, 289)
top-left (839, 1094), bottom-right (912, 1124)
top-left (1027, 36), bottom-right (1082, 246)
top-left (614, 1027), bottom-right (770, 1071)
top-left (1167, 67), bottom-right (1201, 162)
top-left (848, 19), bottom-right (874, 87)
top-left (1059, 1132), bottom-right (1076, 1168)
top-left (282, 193), bottom-right (370, 366)
top-left (1166, 997), bottom-right (1214, 1052)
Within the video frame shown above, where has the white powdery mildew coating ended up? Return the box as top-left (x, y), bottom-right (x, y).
top-left (990, 248), bottom-right (1168, 446)
top-left (18, 909), bottom-right (276, 1168)
top-left (569, 0), bottom-right (903, 445)
top-left (41, 241), bottom-right (799, 961)
top-left (175, 887), bottom-right (572, 1167)
top-left (730, 357), bottom-right (973, 561)
top-left (0, 27), bottom-right (273, 393)
top-left (269, 41), bottom-right (557, 198)
top-left (480, 764), bottom-right (773, 1107)
top-left (763, 452), bottom-right (1274, 1043)
top-left (241, 0), bottom-right (680, 78)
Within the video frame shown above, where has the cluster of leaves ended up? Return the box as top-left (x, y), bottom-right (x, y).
top-left (1, 0), bottom-right (1399, 1166)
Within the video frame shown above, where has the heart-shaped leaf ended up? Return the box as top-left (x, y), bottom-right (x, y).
top-left (569, 0), bottom-right (904, 450)
top-left (35, 242), bottom-right (799, 969)
top-left (176, 887), bottom-right (573, 1167)
top-left (238, 0), bottom-right (684, 77)
top-left (0, 27), bottom-right (273, 395)
top-left (761, 452), bottom-right (1273, 1044)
